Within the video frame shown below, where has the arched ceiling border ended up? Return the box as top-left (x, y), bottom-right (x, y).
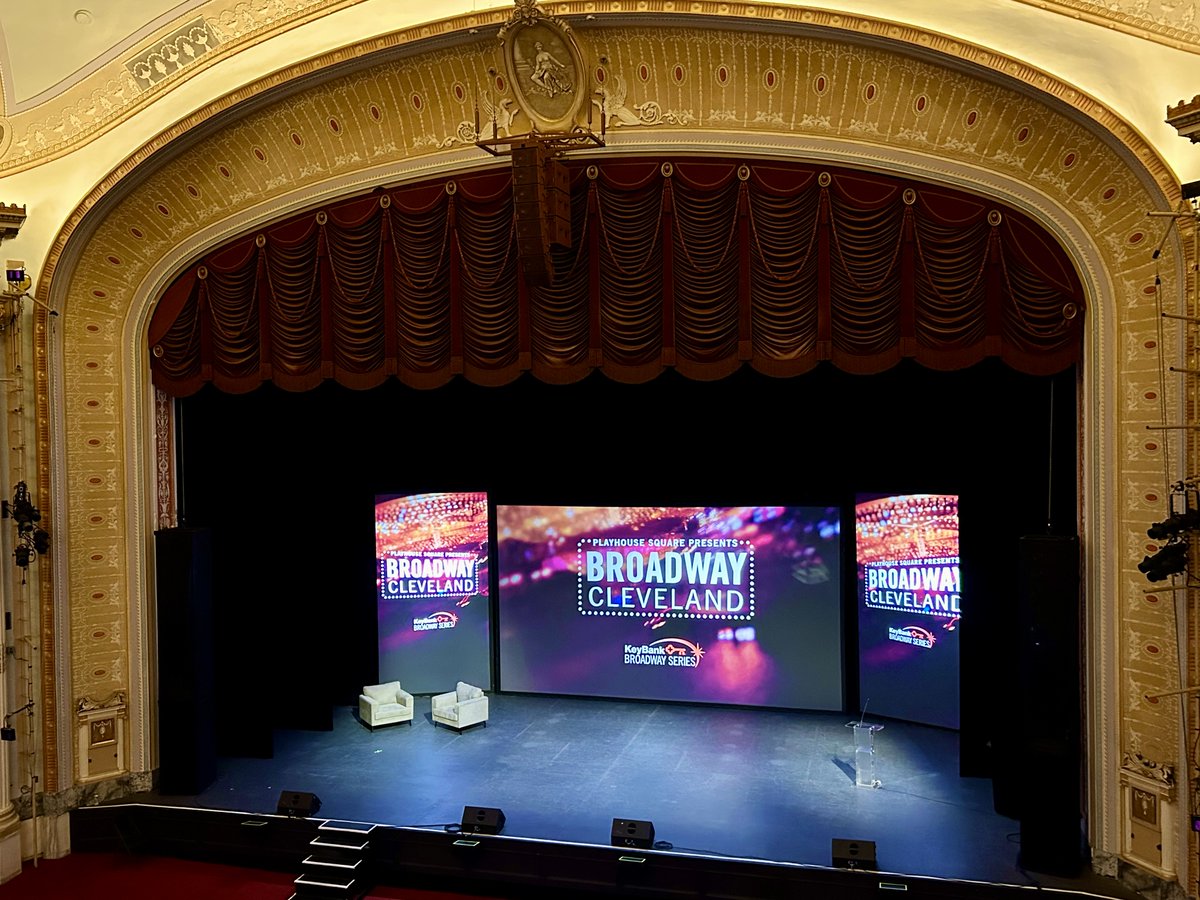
top-left (583, 11), bottom-right (1181, 204)
top-left (1, 2), bottom-right (1190, 195)
top-left (30, 3), bottom-right (1186, 294)
top-left (28, 8), bottom-right (1183, 875)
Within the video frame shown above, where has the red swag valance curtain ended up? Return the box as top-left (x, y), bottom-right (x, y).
top-left (148, 158), bottom-right (1084, 396)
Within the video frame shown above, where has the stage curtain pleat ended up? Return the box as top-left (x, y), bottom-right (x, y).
top-left (594, 164), bottom-right (667, 382)
top-left (746, 168), bottom-right (822, 377)
top-left (263, 220), bottom-right (324, 392)
top-left (454, 176), bottom-right (523, 386)
top-left (827, 175), bottom-right (905, 374)
top-left (148, 159), bottom-right (1085, 397)
top-left (671, 162), bottom-right (742, 381)
top-left (386, 190), bottom-right (455, 388)
top-left (911, 200), bottom-right (992, 369)
top-left (206, 239), bottom-right (264, 394)
top-left (324, 200), bottom-right (388, 390)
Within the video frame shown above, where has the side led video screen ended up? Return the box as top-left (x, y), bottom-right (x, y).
top-left (375, 491), bottom-right (491, 693)
top-left (855, 493), bottom-right (961, 729)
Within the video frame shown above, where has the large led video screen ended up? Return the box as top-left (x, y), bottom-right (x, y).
top-left (497, 505), bottom-right (842, 710)
top-left (375, 491), bottom-right (491, 693)
top-left (855, 493), bottom-right (960, 729)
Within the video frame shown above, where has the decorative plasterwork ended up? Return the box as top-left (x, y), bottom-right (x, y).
top-left (1015, 0), bottom-right (1200, 53)
top-left (0, 203), bottom-right (26, 241)
top-left (0, 0), bottom-right (1186, 195)
top-left (0, 0), bottom-right (354, 175)
top-left (1167, 95), bottom-right (1200, 144)
top-left (126, 18), bottom-right (221, 92)
top-left (499, 1), bottom-right (589, 132)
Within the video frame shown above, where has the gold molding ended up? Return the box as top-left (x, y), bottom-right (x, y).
top-left (1167, 95), bottom-right (1200, 144)
top-left (0, 0), bottom-right (1188, 189)
top-left (35, 303), bottom-right (56, 792)
top-left (1012, 0), bottom-right (1200, 54)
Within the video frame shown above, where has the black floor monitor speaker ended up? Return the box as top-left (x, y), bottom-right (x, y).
top-left (831, 838), bottom-right (877, 870)
top-left (276, 790), bottom-right (322, 818)
top-left (461, 805), bottom-right (506, 835)
top-left (611, 818), bottom-right (655, 849)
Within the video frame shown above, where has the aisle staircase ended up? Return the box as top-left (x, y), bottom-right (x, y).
top-left (290, 820), bottom-right (376, 900)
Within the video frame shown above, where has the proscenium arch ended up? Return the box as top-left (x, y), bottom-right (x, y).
top-left (32, 5), bottom-right (1187, 878)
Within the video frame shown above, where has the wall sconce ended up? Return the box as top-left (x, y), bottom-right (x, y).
top-left (5, 261), bottom-right (29, 294)
top-left (1, 259), bottom-right (58, 328)
top-left (2, 482), bottom-right (49, 582)
top-left (4, 260), bottom-right (32, 330)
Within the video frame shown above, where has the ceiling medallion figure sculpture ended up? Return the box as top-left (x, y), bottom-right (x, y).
top-left (479, 0), bottom-right (604, 152)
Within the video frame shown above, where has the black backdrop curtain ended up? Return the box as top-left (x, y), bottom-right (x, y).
top-left (176, 358), bottom-right (1078, 779)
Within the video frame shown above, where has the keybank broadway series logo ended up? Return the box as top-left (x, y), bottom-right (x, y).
top-left (578, 538), bottom-right (754, 619)
top-left (887, 625), bottom-right (935, 648)
top-left (624, 638), bottom-right (705, 667)
top-left (413, 611), bottom-right (458, 632)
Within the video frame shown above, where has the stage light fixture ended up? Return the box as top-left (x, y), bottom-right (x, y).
top-left (1140, 480), bottom-right (1200, 583)
top-left (1, 481), bottom-right (49, 581)
top-left (1148, 481), bottom-right (1200, 540)
top-left (1138, 539), bottom-right (1188, 582)
top-left (1147, 512), bottom-right (1200, 540)
top-left (1, 700), bottom-right (33, 742)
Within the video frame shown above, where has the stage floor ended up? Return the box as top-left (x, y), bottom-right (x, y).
top-left (130, 693), bottom-right (1139, 898)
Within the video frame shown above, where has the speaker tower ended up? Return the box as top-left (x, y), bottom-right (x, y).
top-left (155, 527), bottom-right (217, 795)
top-left (1011, 534), bottom-right (1083, 876)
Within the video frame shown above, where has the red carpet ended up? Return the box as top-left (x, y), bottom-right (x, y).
top-left (0, 853), bottom-right (499, 899)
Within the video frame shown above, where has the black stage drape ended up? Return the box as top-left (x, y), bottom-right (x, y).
top-left (175, 358), bottom-right (1078, 785)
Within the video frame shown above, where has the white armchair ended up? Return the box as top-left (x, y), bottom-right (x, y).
top-left (431, 681), bottom-right (489, 731)
top-left (359, 681), bottom-right (414, 730)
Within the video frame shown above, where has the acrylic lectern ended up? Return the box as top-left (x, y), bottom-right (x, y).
top-left (846, 720), bottom-right (885, 788)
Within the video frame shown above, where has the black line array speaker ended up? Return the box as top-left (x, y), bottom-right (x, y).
top-left (611, 818), bottom-right (655, 849)
top-left (277, 790), bottom-right (322, 818)
top-left (461, 805), bottom-right (506, 835)
top-left (831, 838), bottom-right (877, 870)
top-left (155, 527), bottom-right (217, 796)
top-left (1017, 535), bottom-right (1081, 739)
top-left (1013, 534), bottom-right (1083, 876)
top-left (511, 142), bottom-right (570, 286)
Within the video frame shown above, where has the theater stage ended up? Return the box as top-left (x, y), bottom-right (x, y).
top-left (77, 693), bottom-right (1139, 899)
